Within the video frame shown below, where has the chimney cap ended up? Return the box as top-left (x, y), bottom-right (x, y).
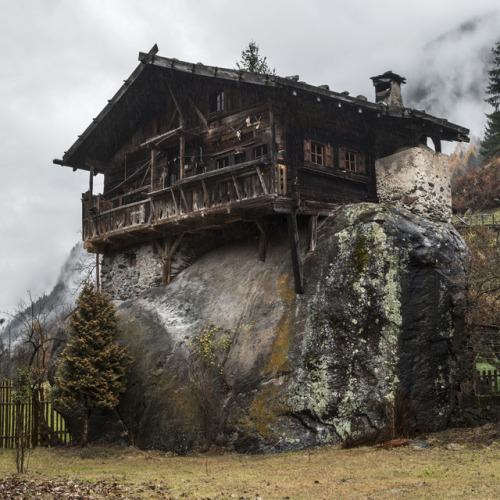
top-left (371, 71), bottom-right (406, 85)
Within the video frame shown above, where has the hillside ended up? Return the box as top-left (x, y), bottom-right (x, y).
top-left (452, 157), bottom-right (500, 213)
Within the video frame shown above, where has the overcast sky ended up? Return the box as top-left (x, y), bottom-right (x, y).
top-left (0, 0), bottom-right (499, 317)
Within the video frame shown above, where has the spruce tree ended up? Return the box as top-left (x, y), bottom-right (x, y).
top-left (236, 40), bottom-right (275, 75)
top-left (480, 39), bottom-right (500, 160)
top-left (54, 284), bottom-right (131, 446)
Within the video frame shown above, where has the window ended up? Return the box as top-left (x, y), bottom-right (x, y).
top-left (234, 152), bottom-right (245, 164)
top-left (277, 164), bottom-right (287, 195)
top-left (345, 150), bottom-right (357, 172)
top-left (210, 89), bottom-right (225, 113)
top-left (254, 144), bottom-right (268, 160)
top-left (339, 148), bottom-right (366, 174)
top-left (310, 142), bottom-right (324, 166)
top-left (304, 140), bottom-right (334, 167)
top-left (216, 157), bottom-right (228, 169)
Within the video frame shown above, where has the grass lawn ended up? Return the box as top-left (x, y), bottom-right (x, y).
top-left (0, 425), bottom-right (499, 499)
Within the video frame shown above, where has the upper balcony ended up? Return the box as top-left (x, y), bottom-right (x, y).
top-left (82, 159), bottom-right (284, 252)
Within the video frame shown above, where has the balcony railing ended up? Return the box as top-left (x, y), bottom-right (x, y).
top-left (83, 160), bottom-right (276, 242)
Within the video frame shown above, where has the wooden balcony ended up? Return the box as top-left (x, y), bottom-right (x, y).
top-left (83, 160), bottom-right (279, 251)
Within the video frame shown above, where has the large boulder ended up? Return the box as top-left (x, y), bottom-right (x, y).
top-left (86, 203), bottom-right (469, 452)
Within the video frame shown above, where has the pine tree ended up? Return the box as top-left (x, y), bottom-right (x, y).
top-left (54, 284), bottom-right (131, 446)
top-left (236, 40), bottom-right (275, 75)
top-left (481, 39), bottom-right (500, 160)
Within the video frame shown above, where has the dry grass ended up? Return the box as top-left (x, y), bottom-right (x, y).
top-left (0, 425), bottom-right (499, 499)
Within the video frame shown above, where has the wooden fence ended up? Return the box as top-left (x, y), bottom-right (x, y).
top-left (477, 370), bottom-right (500, 395)
top-left (454, 213), bottom-right (500, 227)
top-left (0, 380), bottom-right (70, 448)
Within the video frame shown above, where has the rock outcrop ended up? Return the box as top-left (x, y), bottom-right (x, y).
top-left (83, 203), bottom-right (469, 453)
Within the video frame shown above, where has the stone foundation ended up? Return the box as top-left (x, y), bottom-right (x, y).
top-left (101, 243), bottom-right (163, 302)
top-left (376, 146), bottom-right (452, 223)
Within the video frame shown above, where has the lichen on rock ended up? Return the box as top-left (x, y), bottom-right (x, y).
top-left (77, 203), bottom-right (469, 453)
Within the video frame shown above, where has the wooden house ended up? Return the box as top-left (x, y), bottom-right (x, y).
top-left (54, 45), bottom-right (469, 293)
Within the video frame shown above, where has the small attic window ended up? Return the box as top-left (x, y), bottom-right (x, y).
top-left (210, 89), bottom-right (225, 112)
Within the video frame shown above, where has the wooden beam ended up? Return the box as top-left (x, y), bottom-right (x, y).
top-left (156, 233), bottom-right (186, 285)
top-left (201, 179), bottom-right (209, 207)
top-left (89, 165), bottom-right (94, 198)
top-left (255, 165), bottom-right (269, 194)
top-left (179, 134), bottom-right (185, 180)
top-left (232, 173), bottom-right (242, 200)
top-left (179, 186), bottom-right (189, 212)
top-left (308, 215), bottom-right (318, 252)
top-left (163, 77), bottom-right (185, 126)
top-left (170, 190), bottom-right (179, 213)
top-left (85, 159), bottom-right (108, 173)
top-left (150, 149), bottom-right (156, 192)
top-left (188, 96), bottom-right (208, 130)
top-left (287, 212), bottom-right (303, 294)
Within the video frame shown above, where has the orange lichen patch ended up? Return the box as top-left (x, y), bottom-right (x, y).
top-left (266, 273), bottom-right (295, 375)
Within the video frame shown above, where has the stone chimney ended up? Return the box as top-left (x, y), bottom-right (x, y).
top-left (371, 71), bottom-right (406, 107)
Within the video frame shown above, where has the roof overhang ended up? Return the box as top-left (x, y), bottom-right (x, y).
top-left (54, 44), bottom-right (470, 172)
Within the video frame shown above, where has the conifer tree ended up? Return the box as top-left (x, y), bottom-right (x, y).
top-left (481, 38), bottom-right (500, 160)
top-left (236, 40), bottom-right (275, 75)
top-left (54, 284), bottom-right (131, 446)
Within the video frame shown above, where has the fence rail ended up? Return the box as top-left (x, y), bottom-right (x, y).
top-left (477, 370), bottom-right (500, 394)
top-left (0, 381), bottom-right (70, 448)
top-left (455, 213), bottom-right (500, 227)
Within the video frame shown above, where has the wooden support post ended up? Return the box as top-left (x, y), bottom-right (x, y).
top-left (232, 173), bottom-right (241, 200)
top-left (255, 220), bottom-right (266, 262)
top-left (287, 212), bottom-right (303, 294)
top-left (201, 179), bottom-right (209, 207)
top-left (179, 135), bottom-right (185, 180)
top-left (179, 186), bottom-right (189, 212)
top-left (170, 190), bottom-right (179, 213)
top-left (431, 136), bottom-right (442, 153)
top-left (155, 233), bottom-right (185, 285)
top-left (255, 165), bottom-right (269, 194)
top-left (308, 215), bottom-right (318, 252)
top-left (89, 165), bottom-right (94, 198)
top-left (95, 253), bottom-right (100, 293)
top-left (150, 148), bottom-right (156, 191)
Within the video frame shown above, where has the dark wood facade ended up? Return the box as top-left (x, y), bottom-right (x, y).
top-left (55, 45), bottom-right (469, 292)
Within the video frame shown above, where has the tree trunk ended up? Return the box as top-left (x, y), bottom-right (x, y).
top-left (81, 407), bottom-right (92, 447)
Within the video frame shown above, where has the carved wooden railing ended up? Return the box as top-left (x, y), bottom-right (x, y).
top-left (83, 160), bottom-right (275, 241)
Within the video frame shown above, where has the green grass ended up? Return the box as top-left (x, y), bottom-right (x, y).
top-left (0, 427), bottom-right (499, 499)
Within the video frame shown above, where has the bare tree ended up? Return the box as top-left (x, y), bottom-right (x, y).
top-left (4, 292), bottom-right (69, 445)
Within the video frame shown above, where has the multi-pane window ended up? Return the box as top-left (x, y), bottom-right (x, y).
top-left (345, 150), bottom-right (357, 172)
top-left (216, 157), bottom-right (228, 169)
top-left (304, 140), bottom-right (336, 168)
top-left (310, 142), bottom-right (324, 166)
top-left (254, 144), bottom-right (268, 159)
top-left (210, 89), bottom-right (225, 113)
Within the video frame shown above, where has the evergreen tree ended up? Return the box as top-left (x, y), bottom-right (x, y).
top-left (481, 39), bottom-right (500, 160)
top-left (54, 284), bottom-right (131, 446)
top-left (236, 40), bottom-right (275, 75)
